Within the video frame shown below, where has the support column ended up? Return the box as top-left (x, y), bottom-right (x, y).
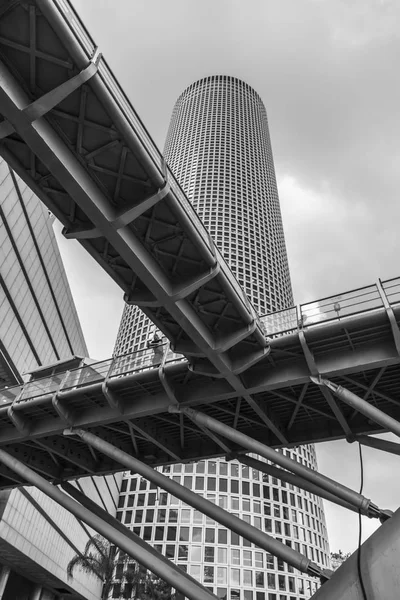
top-left (173, 406), bottom-right (385, 520)
top-left (65, 428), bottom-right (325, 580)
top-left (0, 449), bottom-right (217, 600)
top-left (30, 584), bottom-right (42, 600)
top-left (312, 377), bottom-right (400, 440)
top-left (237, 455), bottom-right (359, 514)
top-left (0, 566), bottom-right (10, 599)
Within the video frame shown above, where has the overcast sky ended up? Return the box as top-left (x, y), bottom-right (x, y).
top-left (57, 0), bottom-right (400, 555)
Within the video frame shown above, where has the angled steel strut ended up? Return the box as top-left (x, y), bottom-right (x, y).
top-left (0, 448), bottom-right (217, 600)
top-left (172, 406), bottom-right (388, 522)
top-left (349, 434), bottom-right (400, 457)
top-left (237, 454), bottom-right (359, 514)
top-left (64, 428), bottom-right (327, 581)
top-left (311, 377), bottom-right (400, 440)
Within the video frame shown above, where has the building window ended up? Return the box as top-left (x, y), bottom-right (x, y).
top-left (219, 529), bottom-right (228, 544)
top-left (195, 477), bottom-right (204, 490)
top-left (231, 480), bottom-right (239, 493)
top-left (220, 479), bottom-right (228, 492)
top-left (204, 547), bottom-right (214, 562)
top-left (190, 565), bottom-right (201, 581)
top-left (255, 572), bottom-right (264, 587)
top-left (181, 509), bottom-right (190, 523)
top-left (267, 573), bottom-right (276, 589)
top-left (190, 546), bottom-right (202, 562)
top-left (231, 532), bottom-right (240, 545)
top-left (205, 528), bottom-right (215, 543)
top-left (193, 528), bottom-right (202, 542)
top-left (231, 549), bottom-right (240, 565)
top-left (217, 567), bottom-right (227, 585)
top-left (231, 569), bottom-right (240, 585)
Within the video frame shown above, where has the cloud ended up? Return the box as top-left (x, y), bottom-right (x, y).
top-left (278, 175), bottom-right (382, 302)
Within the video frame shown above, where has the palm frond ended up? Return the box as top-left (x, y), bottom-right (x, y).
top-left (67, 555), bottom-right (103, 580)
top-left (83, 534), bottom-right (110, 559)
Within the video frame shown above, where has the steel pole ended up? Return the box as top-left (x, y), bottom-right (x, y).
top-left (349, 434), bottom-right (400, 457)
top-left (238, 455), bottom-right (358, 513)
top-left (61, 481), bottom-right (208, 596)
top-left (315, 377), bottom-right (400, 439)
top-left (65, 428), bottom-right (323, 579)
top-left (0, 448), bottom-right (217, 600)
top-left (174, 406), bottom-right (381, 519)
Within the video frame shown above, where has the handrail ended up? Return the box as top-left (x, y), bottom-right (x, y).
top-left (2, 275), bottom-right (400, 406)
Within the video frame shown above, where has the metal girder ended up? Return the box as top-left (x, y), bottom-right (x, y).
top-left (349, 434), bottom-right (400, 457)
top-left (233, 397), bottom-right (241, 429)
top-left (346, 369), bottom-right (387, 421)
top-left (130, 419), bottom-right (182, 462)
top-left (312, 377), bottom-right (400, 440)
top-left (66, 428), bottom-right (325, 580)
top-left (0, 304), bottom-right (399, 472)
top-left (35, 437), bottom-right (97, 474)
top-left (174, 406), bottom-right (384, 521)
top-left (4, 444), bottom-right (61, 480)
top-left (0, 52), bottom-right (101, 140)
top-left (0, 446), bottom-right (217, 600)
top-left (242, 395), bottom-right (288, 445)
top-left (237, 454), bottom-right (360, 514)
top-left (183, 411), bottom-right (232, 454)
top-left (287, 383), bottom-right (309, 430)
top-left (377, 279), bottom-right (400, 356)
top-left (270, 389), bottom-right (337, 422)
top-left (298, 329), bottom-right (352, 436)
top-left (60, 480), bottom-right (212, 599)
top-left (0, 0), bottom-right (271, 387)
top-left (342, 372), bottom-right (400, 409)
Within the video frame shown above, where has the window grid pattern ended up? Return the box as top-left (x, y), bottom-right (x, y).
top-left (115, 452), bottom-right (330, 600)
top-left (113, 77), bottom-right (330, 600)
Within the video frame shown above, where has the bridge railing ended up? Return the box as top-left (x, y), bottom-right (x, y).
top-left (62, 359), bottom-right (114, 390)
top-left (300, 283), bottom-right (383, 326)
top-left (0, 345), bottom-right (187, 406)
top-left (260, 307), bottom-right (298, 336)
top-left (382, 277), bottom-right (400, 306)
top-left (259, 276), bottom-right (400, 339)
top-left (1, 276), bottom-right (399, 406)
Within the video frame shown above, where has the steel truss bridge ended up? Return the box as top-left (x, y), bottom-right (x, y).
top-left (0, 1), bottom-right (400, 598)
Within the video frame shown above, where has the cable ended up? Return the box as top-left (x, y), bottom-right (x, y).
top-left (357, 442), bottom-right (368, 600)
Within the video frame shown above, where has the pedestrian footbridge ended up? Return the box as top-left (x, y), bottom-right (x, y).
top-left (0, 2), bottom-right (399, 597)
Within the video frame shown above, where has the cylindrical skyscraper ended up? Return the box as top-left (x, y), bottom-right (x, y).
top-left (113, 76), bottom-right (329, 600)
top-left (114, 75), bottom-right (293, 356)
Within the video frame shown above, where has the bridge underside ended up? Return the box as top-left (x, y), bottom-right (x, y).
top-left (0, 2), bottom-right (400, 597)
top-left (0, 305), bottom-right (399, 489)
